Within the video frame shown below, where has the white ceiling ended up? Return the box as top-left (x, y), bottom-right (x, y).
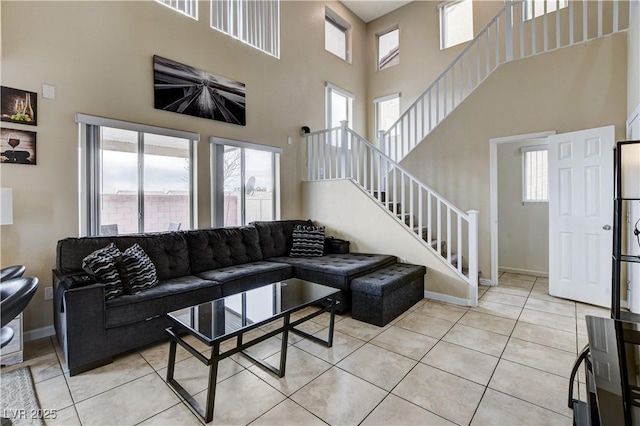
top-left (340, 0), bottom-right (413, 23)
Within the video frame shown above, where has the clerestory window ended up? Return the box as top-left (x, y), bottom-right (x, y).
top-left (377, 27), bottom-right (400, 70)
top-left (210, 0), bottom-right (280, 58)
top-left (439, 0), bottom-right (474, 50)
top-left (155, 0), bottom-right (198, 20)
top-left (325, 8), bottom-right (351, 63)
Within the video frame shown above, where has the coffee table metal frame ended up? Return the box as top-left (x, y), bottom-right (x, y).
top-left (165, 286), bottom-right (339, 423)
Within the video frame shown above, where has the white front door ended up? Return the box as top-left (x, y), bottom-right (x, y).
top-left (548, 126), bottom-right (615, 307)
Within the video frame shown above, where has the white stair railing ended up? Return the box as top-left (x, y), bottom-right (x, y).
top-left (305, 121), bottom-right (479, 305)
top-left (381, 0), bottom-right (630, 162)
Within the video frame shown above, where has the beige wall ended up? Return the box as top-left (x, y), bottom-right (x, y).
top-left (0, 0), bottom-right (367, 333)
top-left (301, 179), bottom-right (469, 300)
top-left (497, 140), bottom-right (549, 275)
top-left (364, 1), bottom-right (504, 141)
top-left (400, 33), bottom-right (628, 280)
top-left (629, 1), bottom-right (640, 115)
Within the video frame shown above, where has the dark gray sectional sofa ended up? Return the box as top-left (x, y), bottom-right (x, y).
top-left (53, 220), bottom-right (398, 375)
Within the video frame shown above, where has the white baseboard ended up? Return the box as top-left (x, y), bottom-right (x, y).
top-left (498, 266), bottom-right (548, 278)
top-left (479, 278), bottom-right (494, 287)
top-left (424, 291), bottom-right (470, 307)
top-left (23, 325), bottom-right (55, 342)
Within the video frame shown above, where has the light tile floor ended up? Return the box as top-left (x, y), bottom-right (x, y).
top-left (2, 272), bottom-right (609, 425)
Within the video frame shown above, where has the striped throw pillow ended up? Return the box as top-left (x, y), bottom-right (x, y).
top-left (121, 244), bottom-right (159, 294)
top-left (289, 225), bottom-right (325, 257)
top-left (82, 243), bottom-right (124, 300)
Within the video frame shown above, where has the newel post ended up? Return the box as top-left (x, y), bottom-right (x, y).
top-left (340, 120), bottom-right (348, 178)
top-left (467, 210), bottom-right (479, 307)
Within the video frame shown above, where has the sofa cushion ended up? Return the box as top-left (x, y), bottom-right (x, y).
top-left (196, 261), bottom-right (292, 296)
top-left (290, 225), bottom-right (325, 257)
top-left (269, 253), bottom-right (397, 291)
top-left (57, 232), bottom-right (190, 281)
top-left (121, 244), bottom-right (159, 294)
top-left (251, 220), bottom-right (313, 258)
top-left (187, 227), bottom-right (263, 274)
top-left (105, 276), bottom-right (221, 328)
top-left (81, 243), bottom-right (124, 300)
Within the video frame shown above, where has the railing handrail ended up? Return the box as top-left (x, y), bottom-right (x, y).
top-left (304, 123), bottom-right (479, 297)
top-left (383, 1), bottom-right (513, 139)
top-left (345, 127), bottom-right (469, 219)
top-left (396, 2), bottom-right (513, 126)
top-left (305, 125), bottom-right (341, 137)
top-left (381, 0), bottom-right (628, 161)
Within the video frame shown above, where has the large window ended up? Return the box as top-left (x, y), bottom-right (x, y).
top-left (523, 0), bottom-right (569, 20)
top-left (325, 8), bottom-right (351, 63)
top-left (77, 114), bottom-right (197, 236)
top-left (326, 83), bottom-right (354, 130)
top-left (210, 0), bottom-right (280, 58)
top-left (211, 138), bottom-right (281, 227)
top-left (440, 0), bottom-right (474, 50)
top-left (155, 0), bottom-right (198, 20)
top-left (375, 94), bottom-right (400, 135)
top-left (377, 27), bottom-right (399, 70)
top-left (522, 145), bottom-right (548, 202)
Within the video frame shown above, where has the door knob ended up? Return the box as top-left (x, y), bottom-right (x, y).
top-left (603, 225), bottom-right (612, 230)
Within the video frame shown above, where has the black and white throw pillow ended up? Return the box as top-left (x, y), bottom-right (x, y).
top-left (290, 225), bottom-right (325, 257)
top-left (82, 243), bottom-right (124, 300)
top-left (121, 244), bottom-right (159, 294)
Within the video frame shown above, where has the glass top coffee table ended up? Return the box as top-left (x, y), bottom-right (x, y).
top-left (165, 278), bottom-right (340, 423)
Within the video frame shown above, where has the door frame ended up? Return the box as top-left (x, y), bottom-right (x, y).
top-left (489, 130), bottom-right (556, 286)
top-left (627, 103), bottom-right (640, 312)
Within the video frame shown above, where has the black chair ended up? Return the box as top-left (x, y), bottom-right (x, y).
top-left (0, 265), bottom-right (26, 282)
top-left (0, 277), bottom-right (38, 349)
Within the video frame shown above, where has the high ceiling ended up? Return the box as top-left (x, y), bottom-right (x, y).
top-left (340, 0), bottom-right (413, 23)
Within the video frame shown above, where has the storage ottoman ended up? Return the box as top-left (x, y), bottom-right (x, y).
top-left (351, 263), bottom-right (426, 327)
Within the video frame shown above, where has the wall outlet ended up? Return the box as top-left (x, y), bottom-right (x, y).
top-left (44, 287), bottom-right (53, 300)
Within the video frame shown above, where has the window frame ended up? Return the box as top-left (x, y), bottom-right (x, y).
top-left (210, 136), bottom-right (282, 227)
top-left (377, 26), bottom-right (400, 71)
top-left (325, 7), bottom-right (352, 63)
top-left (76, 113), bottom-right (198, 236)
top-left (521, 144), bottom-right (549, 203)
top-left (325, 83), bottom-right (355, 130)
top-left (439, 0), bottom-right (474, 50)
top-left (374, 93), bottom-right (401, 138)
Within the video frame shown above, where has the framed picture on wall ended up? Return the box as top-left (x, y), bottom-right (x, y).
top-left (0, 128), bottom-right (37, 165)
top-left (153, 55), bottom-right (246, 126)
top-left (1, 86), bottom-right (37, 126)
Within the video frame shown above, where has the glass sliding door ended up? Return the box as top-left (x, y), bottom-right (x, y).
top-left (100, 127), bottom-right (140, 235)
top-left (79, 114), bottom-right (197, 237)
top-left (143, 133), bottom-right (191, 232)
top-left (223, 146), bottom-right (242, 227)
top-left (212, 138), bottom-right (281, 227)
top-left (245, 148), bottom-right (274, 224)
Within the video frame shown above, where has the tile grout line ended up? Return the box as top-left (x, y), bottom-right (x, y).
top-left (467, 279), bottom-right (532, 425)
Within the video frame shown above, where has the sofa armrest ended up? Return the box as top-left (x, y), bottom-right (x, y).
top-left (53, 270), bottom-right (110, 373)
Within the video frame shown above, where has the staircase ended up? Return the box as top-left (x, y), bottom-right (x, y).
top-left (380, 0), bottom-right (630, 163)
top-left (303, 0), bottom-right (630, 306)
top-left (304, 123), bottom-right (479, 305)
